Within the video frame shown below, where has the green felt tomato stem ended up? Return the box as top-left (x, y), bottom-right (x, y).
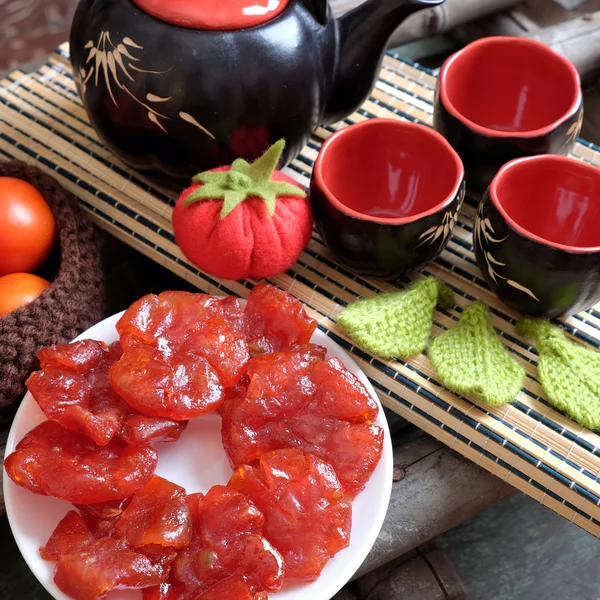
top-left (184, 139), bottom-right (306, 219)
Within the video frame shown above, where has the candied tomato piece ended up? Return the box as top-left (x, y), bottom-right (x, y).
top-left (54, 537), bottom-right (169, 600)
top-left (198, 577), bottom-right (268, 600)
top-left (118, 414), bottom-right (187, 446)
top-left (173, 486), bottom-right (284, 596)
top-left (142, 576), bottom-right (266, 600)
top-left (76, 497), bottom-right (132, 539)
top-left (27, 340), bottom-right (187, 446)
top-left (110, 346), bottom-right (223, 420)
top-left (41, 511), bottom-right (94, 561)
top-left (116, 291), bottom-right (249, 386)
top-left (4, 421), bottom-right (157, 503)
top-left (228, 449), bottom-right (351, 582)
top-left (115, 476), bottom-right (192, 551)
top-left (143, 577), bottom-right (191, 600)
top-left (27, 341), bottom-right (128, 446)
top-left (310, 358), bottom-right (380, 422)
top-left (244, 283), bottom-right (317, 355)
top-left (220, 296), bottom-right (246, 331)
top-left (221, 350), bottom-right (384, 498)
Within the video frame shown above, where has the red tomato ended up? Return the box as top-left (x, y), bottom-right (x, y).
top-left (0, 177), bottom-right (57, 276)
top-left (0, 273), bottom-right (51, 318)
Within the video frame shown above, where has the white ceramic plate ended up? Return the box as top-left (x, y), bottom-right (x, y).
top-left (4, 310), bottom-right (393, 600)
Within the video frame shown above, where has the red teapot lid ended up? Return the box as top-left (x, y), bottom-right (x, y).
top-left (131, 0), bottom-right (291, 30)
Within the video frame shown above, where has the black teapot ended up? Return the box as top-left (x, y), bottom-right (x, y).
top-left (70, 0), bottom-right (443, 180)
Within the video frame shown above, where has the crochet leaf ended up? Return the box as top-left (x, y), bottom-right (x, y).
top-left (185, 139), bottom-right (305, 218)
top-left (516, 319), bottom-right (600, 430)
top-left (337, 277), bottom-right (454, 359)
top-left (429, 301), bottom-right (525, 405)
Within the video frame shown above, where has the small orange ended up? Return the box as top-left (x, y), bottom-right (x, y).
top-left (0, 177), bottom-right (57, 276)
top-left (0, 273), bottom-right (51, 318)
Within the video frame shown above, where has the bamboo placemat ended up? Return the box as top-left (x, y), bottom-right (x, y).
top-left (3, 43), bottom-right (600, 537)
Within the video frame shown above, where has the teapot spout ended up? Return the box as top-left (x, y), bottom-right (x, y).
top-left (323, 0), bottom-right (444, 125)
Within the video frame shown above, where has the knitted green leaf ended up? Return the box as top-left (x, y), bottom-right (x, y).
top-left (337, 277), bottom-right (454, 359)
top-left (516, 319), bottom-right (600, 430)
top-left (185, 139), bottom-right (306, 218)
top-left (429, 301), bottom-right (525, 405)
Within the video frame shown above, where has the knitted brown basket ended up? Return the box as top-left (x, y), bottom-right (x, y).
top-left (0, 161), bottom-right (105, 413)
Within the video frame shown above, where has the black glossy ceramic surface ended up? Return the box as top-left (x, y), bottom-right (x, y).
top-left (69, 0), bottom-right (443, 181)
top-left (434, 96), bottom-right (583, 195)
top-left (474, 188), bottom-right (600, 319)
top-left (310, 119), bottom-right (466, 278)
top-left (311, 180), bottom-right (465, 278)
top-left (433, 37), bottom-right (583, 194)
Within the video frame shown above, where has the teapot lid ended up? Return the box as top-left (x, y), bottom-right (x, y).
top-left (131, 0), bottom-right (291, 30)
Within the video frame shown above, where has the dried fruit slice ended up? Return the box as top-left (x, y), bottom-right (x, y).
top-left (226, 345), bottom-right (326, 427)
top-left (198, 577), bottom-right (268, 600)
top-left (244, 283), bottom-right (317, 355)
top-left (116, 291), bottom-right (249, 386)
top-left (228, 449), bottom-right (352, 581)
top-left (173, 486), bottom-right (284, 596)
top-left (143, 576), bottom-right (191, 600)
top-left (54, 537), bottom-right (169, 600)
top-left (4, 421), bottom-right (157, 504)
top-left (310, 357), bottom-right (380, 422)
top-left (115, 476), bottom-right (192, 551)
top-left (41, 511), bottom-right (94, 561)
top-left (110, 345), bottom-right (223, 420)
top-left (291, 414), bottom-right (384, 498)
top-left (118, 414), bottom-right (187, 446)
top-left (221, 349), bottom-right (384, 497)
top-left (76, 497), bottom-right (132, 539)
top-left (27, 340), bottom-right (187, 446)
top-left (27, 341), bottom-right (129, 446)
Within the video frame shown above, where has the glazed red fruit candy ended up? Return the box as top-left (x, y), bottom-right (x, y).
top-left (221, 349), bottom-right (384, 497)
top-left (41, 511), bottom-right (94, 562)
top-left (115, 476), bottom-right (192, 551)
top-left (172, 486), bottom-right (284, 596)
top-left (244, 282), bottom-right (317, 355)
top-left (54, 537), bottom-right (169, 600)
top-left (143, 576), bottom-right (266, 600)
top-left (27, 340), bottom-right (187, 446)
top-left (116, 291), bottom-right (249, 386)
top-left (76, 497), bottom-right (132, 539)
top-left (118, 414), bottom-right (187, 446)
top-left (27, 341), bottom-right (128, 446)
top-left (4, 421), bottom-right (157, 504)
top-left (142, 576), bottom-right (189, 600)
top-left (197, 576), bottom-right (268, 599)
top-left (228, 448), bottom-right (352, 581)
top-left (110, 346), bottom-right (223, 420)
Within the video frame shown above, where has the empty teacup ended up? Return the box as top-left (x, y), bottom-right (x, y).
top-left (310, 119), bottom-right (465, 278)
top-left (434, 37), bottom-right (583, 192)
top-left (474, 155), bottom-right (600, 318)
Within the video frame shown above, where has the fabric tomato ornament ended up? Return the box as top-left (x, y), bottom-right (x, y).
top-left (172, 140), bottom-right (312, 280)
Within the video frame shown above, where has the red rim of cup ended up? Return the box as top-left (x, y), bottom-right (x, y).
top-left (489, 154), bottom-right (600, 253)
top-left (313, 119), bottom-right (465, 225)
top-left (439, 37), bottom-right (582, 139)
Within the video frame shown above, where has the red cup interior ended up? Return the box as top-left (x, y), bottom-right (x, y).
top-left (315, 119), bottom-right (463, 223)
top-left (440, 37), bottom-right (581, 137)
top-left (491, 156), bottom-right (600, 252)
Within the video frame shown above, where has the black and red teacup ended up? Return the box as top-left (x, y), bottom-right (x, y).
top-left (474, 155), bottom-right (600, 318)
top-left (434, 36), bottom-right (583, 193)
top-left (310, 119), bottom-right (465, 278)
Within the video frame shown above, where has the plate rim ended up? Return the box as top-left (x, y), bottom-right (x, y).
top-left (3, 307), bottom-right (393, 600)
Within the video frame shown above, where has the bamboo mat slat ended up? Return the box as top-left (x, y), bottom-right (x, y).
top-left (4, 43), bottom-right (600, 536)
